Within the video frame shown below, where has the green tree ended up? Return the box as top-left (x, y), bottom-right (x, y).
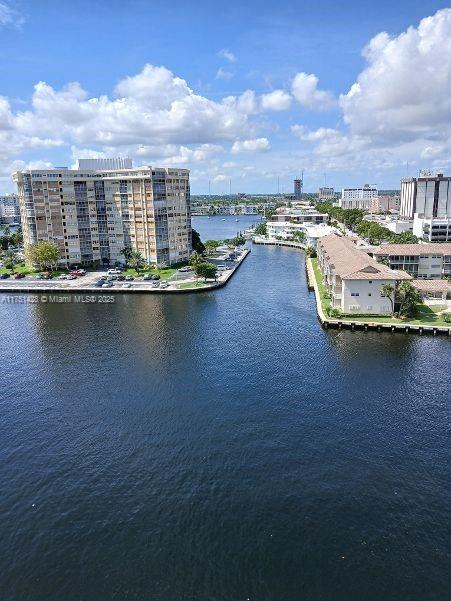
top-left (127, 250), bottom-right (145, 273)
top-left (197, 261), bottom-right (217, 282)
top-left (191, 229), bottom-right (206, 254)
top-left (189, 251), bottom-right (205, 280)
top-left (292, 230), bottom-right (306, 244)
top-left (391, 231), bottom-right (418, 244)
top-left (26, 241), bottom-right (61, 271)
top-left (305, 246), bottom-right (317, 258)
top-left (230, 235), bottom-right (246, 246)
top-left (380, 283), bottom-right (395, 315)
top-left (10, 229), bottom-right (23, 248)
top-left (396, 281), bottom-right (422, 318)
top-left (254, 222), bottom-right (267, 236)
top-left (121, 247), bottom-right (133, 262)
top-left (2, 250), bottom-right (18, 272)
top-left (204, 239), bottom-right (221, 254)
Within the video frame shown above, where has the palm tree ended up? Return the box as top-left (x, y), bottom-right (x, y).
top-left (380, 283), bottom-right (395, 316)
top-left (127, 250), bottom-right (145, 274)
top-left (189, 251), bottom-right (204, 281)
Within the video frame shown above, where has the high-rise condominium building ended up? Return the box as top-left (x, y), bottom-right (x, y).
top-left (400, 173), bottom-right (451, 219)
top-left (294, 178), bottom-right (303, 199)
top-left (318, 187), bottom-right (335, 202)
top-left (400, 173), bottom-right (451, 242)
top-left (339, 184), bottom-right (378, 210)
top-left (13, 163), bottom-right (191, 267)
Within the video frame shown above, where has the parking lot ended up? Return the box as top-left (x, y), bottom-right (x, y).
top-left (0, 249), bottom-right (250, 293)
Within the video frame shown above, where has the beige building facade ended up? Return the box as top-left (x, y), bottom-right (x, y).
top-left (13, 165), bottom-right (191, 267)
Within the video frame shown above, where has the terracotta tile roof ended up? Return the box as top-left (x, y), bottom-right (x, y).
top-left (412, 279), bottom-right (451, 293)
top-left (372, 243), bottom-right (451, 256)
top-left (318, 234), bottom-right (412, 281)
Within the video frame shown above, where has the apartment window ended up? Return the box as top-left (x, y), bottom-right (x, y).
top-left (350, 292), bottom-right (360, 297)
top-left (368, 280), bottom-right (372, 284)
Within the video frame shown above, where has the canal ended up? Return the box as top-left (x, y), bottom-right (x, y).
top-left (0, 217), bottom-right (450, 601)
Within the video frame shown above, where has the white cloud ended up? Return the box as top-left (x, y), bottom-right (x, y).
top-left (261, 89), bottom-right (292, 111)
top-left (291, 125), bottom-right (340, 142)
top-left (291, 72), bottom-right (335, 110)
top-left (215, 67), bottom-right (234, 81)
top-left (231, 138), bottom-right (271, 153)
top-left (218, 49), bottom-right (237, 63)
top-left (340, 8), bottom-right (451, 143)
top-left (213, 174), bottom-right (228, 182)
top-left (0, 1), bottom-right (23, 27)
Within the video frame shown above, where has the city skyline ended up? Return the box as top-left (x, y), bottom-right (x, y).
top-left (1, 0), bottom-right (451, 194)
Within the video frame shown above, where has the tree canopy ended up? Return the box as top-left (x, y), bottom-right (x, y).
top-left (26, 241), bottom-right (61, 271)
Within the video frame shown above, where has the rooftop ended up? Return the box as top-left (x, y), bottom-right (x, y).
top-left (318, 234), bottom-right (411, 281)
top-left (372, 243), bottom-right (451, 256)
top-left (411, 279), bottom-right (451, 293)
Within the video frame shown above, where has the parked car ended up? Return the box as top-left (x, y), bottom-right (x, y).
top-left (102, 282), bottom-right (113, 288)
top-left (0, 273), bottom-right (10, 279)
top-left (117, 275), bottom-right (125, 281)
top-left (67, 274), bottom-right (77, 280)
top-left (178, 266), bottom-right (191, 273)
top-left (107, 268), bottom-right (122, 275)
top-left (143, 274), bottom-right (152, 281)
top-left (95, 280), bottom-right (105, 287)
top-left (122, 282), bottom-right (132, 288)
top-left (159, 281), bottom-right (169, 289)
top-left (151, 274), bottom-right (160, 280)
top-left (125, 275), bottom-right (134, 281)
top-left (14, 273), bottom-right (25, 279)
top-left (151, 281), bottom-right (160, 288)
top-left (99, 275), bottom-right (108, 281)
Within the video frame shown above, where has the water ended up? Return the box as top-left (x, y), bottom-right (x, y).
top-left (192, 215), bottom-right (262, 241)
top-left (1, 217), bottom-right (450, 601)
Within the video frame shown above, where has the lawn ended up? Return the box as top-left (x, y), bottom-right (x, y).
top-left (310, 258), bottom-right (331, 313)
top-left (310, 258), bottom-right (450, 327)
top-left (123, 267), bottom-right (177, 280)
top-left (0, 264), bottom-right (68, 277)
top-left (177, 281), bottom-right (209, 290)
top-left (0, 264), bottom-right (36, 275)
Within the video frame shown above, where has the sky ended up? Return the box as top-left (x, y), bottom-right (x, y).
top-left (1, 0), bottom-right (451, 194)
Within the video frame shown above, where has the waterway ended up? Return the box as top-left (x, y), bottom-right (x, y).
top-left (0, 217), bottom-right (450, 601)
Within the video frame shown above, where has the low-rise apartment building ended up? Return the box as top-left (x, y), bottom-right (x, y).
top-left (317, 234), bottom-right (411, 315)
top-left (13, 162), bottom-right (191, 267)
top-left (267, 221), bottom-right (335, 247)
top-left (271, 206), bottom-right (328, 225)
top-left (371, 243), bottom-right (451, 279)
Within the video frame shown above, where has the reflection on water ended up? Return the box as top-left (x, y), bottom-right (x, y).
top-left (0, 236), bottom-right (450, 601)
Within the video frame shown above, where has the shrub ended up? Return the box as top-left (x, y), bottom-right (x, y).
top-left (327, 307), bottom-right (342, 318)
top-left (443, 312), bottom-right (451, 323)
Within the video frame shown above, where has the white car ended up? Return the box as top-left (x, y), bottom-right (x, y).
top-left (122, 282), bottom-right (132, 288)
top-left (107, 268), bottom-right (122, 275)
top-left (159, 281), bottom-right (169, 289)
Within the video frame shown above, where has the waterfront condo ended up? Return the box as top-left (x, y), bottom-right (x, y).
top-left (317, 234), bottom-right (411, 315)
top-left (13, 160), bottom-right (191, 267)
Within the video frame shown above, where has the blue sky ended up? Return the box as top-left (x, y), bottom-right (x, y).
top-left (1, 0), bottom-right (451, 194)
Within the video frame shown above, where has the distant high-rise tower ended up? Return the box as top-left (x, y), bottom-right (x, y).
top-left (294, 175), bottom-right (303, 199)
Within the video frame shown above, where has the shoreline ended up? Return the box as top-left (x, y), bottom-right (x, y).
top-left (0, 248), bottom-right (250, 296)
